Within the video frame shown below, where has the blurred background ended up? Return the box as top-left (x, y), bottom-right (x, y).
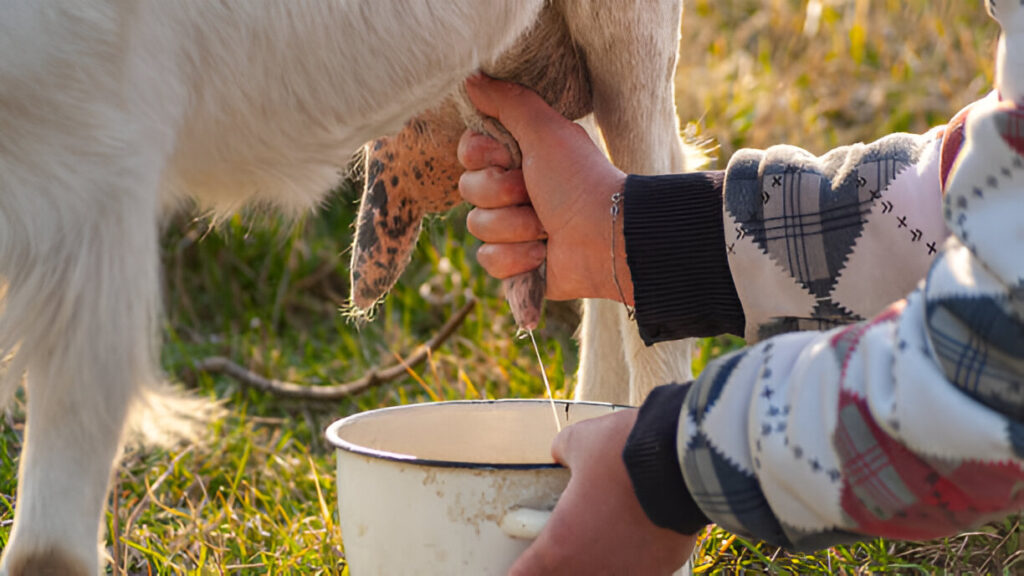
top-left (0, 1), bottom-right (1009, 573)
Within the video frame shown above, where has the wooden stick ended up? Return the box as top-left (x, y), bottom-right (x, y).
top-left (193, 298), bottom-right (476, 401)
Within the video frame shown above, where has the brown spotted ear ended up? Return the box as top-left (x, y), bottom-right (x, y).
top-left (349, 100), bottom-right (466, 311)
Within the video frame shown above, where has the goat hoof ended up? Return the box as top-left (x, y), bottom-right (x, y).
top-left (5, 549), bottom-right (92, 576)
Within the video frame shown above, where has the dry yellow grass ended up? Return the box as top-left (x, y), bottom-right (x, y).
top-left (678, 0), bottom-right (997, 158)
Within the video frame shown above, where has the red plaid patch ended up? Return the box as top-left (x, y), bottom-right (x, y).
top-left (829, 299), bottom-right (1024, 539)
top-left (837, 393), bottom-right (1024, 540)
top-left (998, 105), bottom-right (1024, 158)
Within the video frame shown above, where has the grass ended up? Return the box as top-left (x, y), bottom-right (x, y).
top-left (0, 1), bottom-right (1018, 574)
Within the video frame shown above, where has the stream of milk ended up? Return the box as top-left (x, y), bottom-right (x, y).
top-left (522, 329), bottom-right (562, 434)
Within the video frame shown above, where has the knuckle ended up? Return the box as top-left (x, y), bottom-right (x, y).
top-left (475, 245), bottom-right (503, 276)
top-left (497, 169), bottom-right (526, 201)
top-left (474, 243), bottom-right (492, 265)
top-left (457, 131), bottom-right (497, 170)
top-left (456, 130), bottom-right (475, 167)
top-left (465, 208), bottom-right (484, 238)
top-left (457, 172), bottom-right (476, 203)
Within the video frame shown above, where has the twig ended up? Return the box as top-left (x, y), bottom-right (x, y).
top-left (289, 255), bottom-right (341, 293)
top-left (980, 519), bottom-right (1019, 574)
top-left (193, 297), bottom-right (476, 400)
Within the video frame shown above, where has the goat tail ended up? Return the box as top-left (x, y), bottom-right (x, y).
top-left (126, 379), bottom-right (223, 448)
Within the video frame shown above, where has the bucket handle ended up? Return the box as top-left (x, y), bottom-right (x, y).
top-left (500, 507), bottom-right (552, 540)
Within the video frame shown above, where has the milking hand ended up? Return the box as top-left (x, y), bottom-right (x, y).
top-left (475, 116), bottom-right (547, 331)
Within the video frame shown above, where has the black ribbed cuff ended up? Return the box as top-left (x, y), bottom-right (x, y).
top-left (623, 382), bottom-right (710, 535)
top-left (623, 172), bottom-right (744, 345)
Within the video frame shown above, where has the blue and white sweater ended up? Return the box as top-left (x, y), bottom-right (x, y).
top-left (621, 1), bottom-right (1024, 549)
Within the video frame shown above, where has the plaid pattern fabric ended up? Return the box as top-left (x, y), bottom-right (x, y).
top-left (927, 296), bottom-right (1024, 420)
top-left (682, 351), bottom-right (792, 547)
top-left (835, 397), bottom-right (919, 527)
top-left (684, 429), bottom-right (791, 547)
top-left (997, 108), bottom-right (1024, 156)
top-left (724, 133), bottom-right (942, 342)
top-left (677, 30), bottom-right (1024, 548)
top-left (837, 389), bottom-right (1024, 541)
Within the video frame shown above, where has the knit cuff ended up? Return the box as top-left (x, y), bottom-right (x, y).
top-left (623, 382), bottom-right (710, 535)
top-left (623, 172), bottom-right (745, 345)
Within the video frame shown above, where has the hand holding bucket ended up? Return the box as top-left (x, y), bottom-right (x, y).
top-left (326, 400), bottom-right (626, 575)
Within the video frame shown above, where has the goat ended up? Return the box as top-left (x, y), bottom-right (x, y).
top-left (0, 1), bottom-right (694, 573)
top-left (347, 4), bottom-right (699, 407)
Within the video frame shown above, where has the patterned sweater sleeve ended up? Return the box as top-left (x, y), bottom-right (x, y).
top-left (622, 115), bottom-right (959, 345)
top-left (724, 122), bottom-right (957, 342)
top-left (664, 96), bottom-right (1024, 550)
top-left (621, 125), bottom-right (957, 540)
top-left (624, 0), bottom-right (1024, 546)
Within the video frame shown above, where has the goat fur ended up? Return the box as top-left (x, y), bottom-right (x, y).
top-left (0, 1), bottom-right (694, 573)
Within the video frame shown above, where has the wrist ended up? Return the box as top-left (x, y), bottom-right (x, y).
top-left (563, 170), bottom-right (631, 303)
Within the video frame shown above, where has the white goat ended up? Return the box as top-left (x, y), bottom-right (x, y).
top-left (0, 1), bottom-right (694, 573)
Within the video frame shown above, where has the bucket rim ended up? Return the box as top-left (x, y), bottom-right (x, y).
top-left (324, 399), bottom-right (630, 470)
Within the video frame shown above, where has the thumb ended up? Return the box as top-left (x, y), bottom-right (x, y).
top-left (549, 423), bottom-right (575, 467)
top-left (464, 74), bottom-right (572, 154)
top-left (550, 410), bottom-right (640, 470)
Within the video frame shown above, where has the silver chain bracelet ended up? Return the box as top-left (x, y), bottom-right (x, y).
top-left (610, 191), bottom-right (636, 321)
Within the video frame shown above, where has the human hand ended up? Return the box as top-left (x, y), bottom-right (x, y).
top-left (459, 75), bottom-right (633, 304)
top-left (507, 410), bottom-right (696, 576)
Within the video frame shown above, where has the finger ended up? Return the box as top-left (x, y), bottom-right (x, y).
top-left (459, 167), bottom-right (529, 208)
top-left (475, 242), bottom-right (546, 280)
top-left (466, 205), bottom-right (545, 243)
top-left (465, 74), bottom-right (571, 153)
top-left (549, 423), bottom-right (575, 466)
top-left (457, 130), bottom-right (514, 171)
top-left (551, 410), bottom-right (638, 469)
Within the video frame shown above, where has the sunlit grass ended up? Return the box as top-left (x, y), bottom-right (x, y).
top-left (1, 2), bottom-right (1017, 574)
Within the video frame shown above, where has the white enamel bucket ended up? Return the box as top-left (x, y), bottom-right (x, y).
top-left (325, 399), bottom-right (627, 575)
